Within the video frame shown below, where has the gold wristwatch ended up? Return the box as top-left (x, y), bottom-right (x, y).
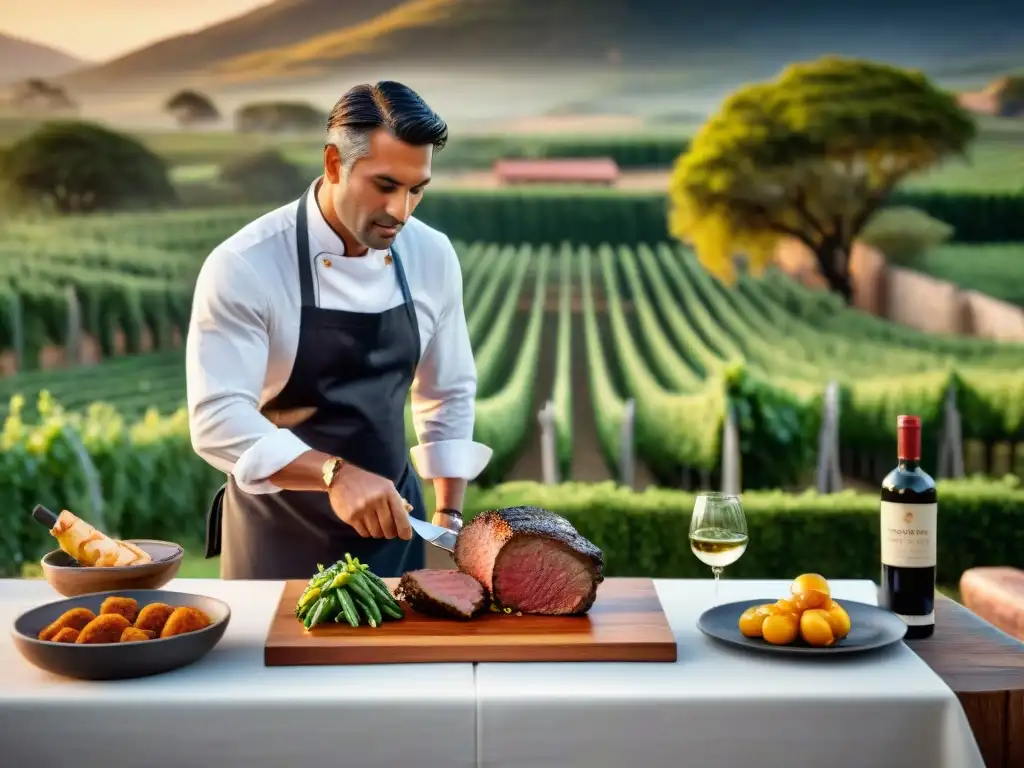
top-left (322, 457), bottom-right (345, 490)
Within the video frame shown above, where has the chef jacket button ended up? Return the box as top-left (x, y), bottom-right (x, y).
top-left (322, 258), bottom-right (332, 268)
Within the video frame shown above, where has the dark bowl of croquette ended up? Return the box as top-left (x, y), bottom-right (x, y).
top-left (41, 539), bottom-right (185, 597)
top-left (11, 589), bottom-right (230, 680)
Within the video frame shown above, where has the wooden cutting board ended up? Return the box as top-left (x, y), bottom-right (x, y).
top-left (264, 577), bottom-right (677, 665)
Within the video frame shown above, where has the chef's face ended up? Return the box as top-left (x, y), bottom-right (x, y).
top-left (324, 128), bottom-right (433, 251)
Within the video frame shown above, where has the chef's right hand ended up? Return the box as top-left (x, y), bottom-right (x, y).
top-left (328, 463), bottom-right (413, 540)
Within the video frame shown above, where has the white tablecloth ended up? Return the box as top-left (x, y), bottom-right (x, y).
top-left (0, 579), bottom-right (477, 768)
top-left (0, 578), bottom-right (985, 768)
top-left (476, 578), bottom-right (985, 768)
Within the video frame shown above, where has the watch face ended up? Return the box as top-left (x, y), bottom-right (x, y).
top-left (322, 460), bottom-right (337, 487)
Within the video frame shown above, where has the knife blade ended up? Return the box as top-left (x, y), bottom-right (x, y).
top-left (408, 516), bottom-right (459, 553)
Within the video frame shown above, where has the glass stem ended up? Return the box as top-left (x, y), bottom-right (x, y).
top-left (712, 566), bottom-right (723, 604)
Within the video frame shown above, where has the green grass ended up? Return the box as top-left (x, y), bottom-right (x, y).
top-left (914, 244), bottom-right (1024, 306)
top-left (902, 138), bottom-right (1024, 192)
top-left (178, 545), bottom-right (221, 578)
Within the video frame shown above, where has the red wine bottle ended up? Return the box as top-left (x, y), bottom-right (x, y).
top-left (879, 415), bottom-right (936, 639)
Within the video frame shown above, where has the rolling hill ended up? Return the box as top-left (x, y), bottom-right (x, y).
top-left (59, 0), bottom-right (408, 90)
top-left (0, 33), bottom-right (85, 85)
top-left (55, 0), bottom-right (1024, 94)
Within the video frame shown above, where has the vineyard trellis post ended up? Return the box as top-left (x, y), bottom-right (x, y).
top-left (537, 400), bottom-right (559, 485)
top-left (938, 383), bottom-right (965, 479)
top-left (65, 285), bottom-right (82, 367)
top-left (620, 399), bottom-right (635, 488)
top-left (721, 404), bottom-right (741, 495)
top-left (10, 292), bottom-right (24, 372)
top-left (816, 380), bottom-right (843, 493)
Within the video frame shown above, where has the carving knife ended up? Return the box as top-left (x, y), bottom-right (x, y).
top-left (408, 516), bottom-right (459, 553)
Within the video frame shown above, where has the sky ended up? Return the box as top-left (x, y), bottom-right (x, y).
top-left (1, 0), bottom-right (274, 61)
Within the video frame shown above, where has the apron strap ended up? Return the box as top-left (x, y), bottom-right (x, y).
top-left (389, 246), bottom-right (418, 341)
top-left (296, 186), bottom-right (316, 308)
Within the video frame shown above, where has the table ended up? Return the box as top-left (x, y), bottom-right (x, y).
top-left (907, 592), bottom-right (1024, 768)
top-left (1, 577), bottom-right (1014, 767)
top-left (476, 579), bottom-right (985, 768)
top-left (0, 579), bottom-right (477, 768)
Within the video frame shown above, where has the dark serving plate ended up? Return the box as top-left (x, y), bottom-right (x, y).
top-left (11, 589), bottom-right (230, 680)
top-left (697, 598), bottom-right (907, 656)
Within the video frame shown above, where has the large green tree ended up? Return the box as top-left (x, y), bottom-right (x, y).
top-left (1, 121), bottom-right (176, 214)
top-left (668, 56), bottom-right (976, 301)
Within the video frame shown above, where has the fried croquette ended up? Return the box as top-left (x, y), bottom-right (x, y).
top-left (99, 595), bottom-right (139, 624)
top-left (119, 627), bottom-right (155, 643)
top-left (38, 607), bottom-right (96, 641)
top-left (160, 606), bottom-right (212, 638)
top-left (51, 627), bottom-right (80, 643)
top-left (75, 613), bottom-right (130, 644)
top-left (134, 602), bottom-right (175, 634)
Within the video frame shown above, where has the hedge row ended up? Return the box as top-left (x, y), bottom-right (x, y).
top-left (466, 477), bottom-right (1024, 585)
top-left (3, 379), bottom-right (1019, 585)
top-left (889, 190), bottom-right (1024, 243)
top-left (12, 189), bottom-right (1024, 259)
top-left (435, 134), bottom-right (690, 170)
top-left (0, 394), bottom-right (223, 576)
top-left (414, 189), bottom-right (1024, 245)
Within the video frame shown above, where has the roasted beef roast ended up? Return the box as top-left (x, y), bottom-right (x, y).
top-left (453, 506), bottom-right (604, 615)
top-left (394, 569), bottom-right (489, 620)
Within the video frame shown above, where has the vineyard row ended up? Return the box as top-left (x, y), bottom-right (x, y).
top-left (2, 241), bottom-right (1023, 491)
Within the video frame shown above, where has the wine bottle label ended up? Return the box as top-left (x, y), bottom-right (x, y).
top-left (880, 501), bottom-right (937, 568)
top-left (893, 611), bottom-right (935, 626)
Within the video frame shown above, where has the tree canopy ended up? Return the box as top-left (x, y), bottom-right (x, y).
top-left (219, 149), bottom-right (304, 203)
top-left (1, 121), bottom-right (176, 214)
top-left (668, 56), bottom-right (976, 299)
top-left (10, 78), bottom-right (76, 114)
top-left (165, 89), bottom-right (220, 126)
top-left (234, 101), bottom-right (327, 133)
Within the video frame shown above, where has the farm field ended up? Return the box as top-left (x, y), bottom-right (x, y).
top-left (2, 230), bottom-right (1023, 583)
top-left (0, 115), bottom-right (1022, 585)
top-left (3, 116), bottom-right (1024, 192)
top-left (174, 124), bottom-right (1024, 194)
top-left (1, 225), bottom-right (1023, 488)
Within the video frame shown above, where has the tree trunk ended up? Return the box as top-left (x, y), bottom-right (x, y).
top-left (814, 242), bottom-right (853, 304)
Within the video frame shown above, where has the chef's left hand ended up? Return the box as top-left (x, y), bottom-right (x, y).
top-left (432, 510), bottom-right (463, 532)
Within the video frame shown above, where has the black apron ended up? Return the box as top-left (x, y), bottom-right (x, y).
top-left (203, 185), bottom-right (426, 580)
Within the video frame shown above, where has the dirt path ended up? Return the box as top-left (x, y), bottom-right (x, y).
top-left (568, 310), bottom-right (614, 483)
top-left (507, 298), bottom-right (557, 482)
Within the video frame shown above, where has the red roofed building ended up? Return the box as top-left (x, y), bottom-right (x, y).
top-left (493, 158), bottom-right (620, 186)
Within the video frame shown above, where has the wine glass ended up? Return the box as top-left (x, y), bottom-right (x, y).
top-left (689, 492), bottom-right (748, 605)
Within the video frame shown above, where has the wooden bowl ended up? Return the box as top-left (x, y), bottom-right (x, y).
top-left (40, 540), bottom-right (185, 597)
top-left (11, 588), bottom-right (230, 680)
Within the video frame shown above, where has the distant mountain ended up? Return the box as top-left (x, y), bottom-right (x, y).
top-left (0, 33), bottom-right (86, 85)
top-left (60, 0), bottom-right (407, 90)
top-left (58, 0), bottom-right (1024, 93)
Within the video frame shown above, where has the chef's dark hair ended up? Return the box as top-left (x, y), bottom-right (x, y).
top-left (326, 81), bottom-right (447, 173)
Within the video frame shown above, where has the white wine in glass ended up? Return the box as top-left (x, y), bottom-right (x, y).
top-left (689, 492), bottom-right (748, 604)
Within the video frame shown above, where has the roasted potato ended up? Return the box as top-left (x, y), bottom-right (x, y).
top-left (38, 607), bottom-right (96, 641)
top-left (76, 614), bottom-right (131, 644)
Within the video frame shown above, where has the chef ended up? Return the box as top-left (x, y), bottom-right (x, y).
top-left (186, 80), bottom-right (491, 580)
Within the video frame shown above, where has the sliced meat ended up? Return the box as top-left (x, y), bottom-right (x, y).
top-left (395, 569), bottom-right (489, 620)
top-left (454, 506), bottom-right (604, 615)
